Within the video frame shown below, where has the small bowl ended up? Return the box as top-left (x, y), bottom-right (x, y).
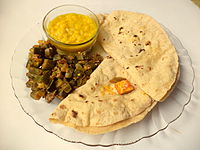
top-left (42, 4), bottom-right (99, 54)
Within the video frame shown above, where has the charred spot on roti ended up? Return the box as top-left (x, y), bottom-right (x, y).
top-left (96, 110), bottom-right (101, 114)
top-left (59, 105), bottom-right (66, 109)
top-left (109, 77), bottom-right (126, 83)
top-left (51, 112), bottom-right (56, 116)
top-left (148, 67), bottom-right (152, 71)
top-left (142, 92), bottom-right (148, 95)
top-left (136, 54), bottom-right (138, 56)
top-left (103, 38), bottom-right (105, 41)
top-left (138, 43), bottom-right (141, 46)
top-left (85, 101), bottom-right (88, 103)
top-left (161, 56), bottom-right (167, 61)
top-left (138, 49), bottom-right (145, 53)
top-left (91, 87), bottom-right (95, 91)
top-left (130, 55), bottom-right (133, 57)
top-left (72, 110), bottom-right (78, 118)
top-left (113, 112), bottom-right (118, 115)
top-left (98, 100), bottom-right (103, 102)
top-left (134, 44), bottom-right (137, 46)
top-left (133, 35), bottom-right (138, 37)
top-left (145, 41), bottom-right (151, 46)
top-left (142, 83), bottom-right (146, 87)
top-left (79, 94), bottom-right (85, 99)
top-left (119, 41), bottom-right (122, 44)
top-left (113, 17), bottom-right (117, 20)
top-left (135, 65), bottom-right (144, 69)
top-left (139, 30), bottom-right (143, 33)
top-left (91, 102), bottom-right (94, 104)
top-left (113, 99), bottom-right (118, 102)
top-left (118, 27), bottom-right (124, 34)
top-left (131, 99), bottom-right (135, 101)
top-left (95, 82), bottom-right (98, 86)
top-left (106, 55), bottom-right (112, 59)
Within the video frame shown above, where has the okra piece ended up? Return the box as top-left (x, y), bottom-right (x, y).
top-left (34, 75), bottom-right (45, 83)
top-left (66, 55), bottom-right (75, 64)
top-left (69, 80), bottom-right (76, 87)
top-left (33, 47), bottom-right (44, 56)
top-left (85, 69), bottom-right (93, 75)
top-left (53, 54), bottom-right (62, 61)
top-left (42, 71), bottom-right (52, 84)
top-left (55, 78), bottom-right (63, 88)
top-left (45, 47), bottom-right (56, 59)
top-left (30, 90), bottom-right (46, 100)
top-left (76, 76), bottom-right (88, 87)
top-left (83, 63), bottom-right (92, 70)
top-left (26, 72), bottom-right (37, 79)
top-left (75, 63), bottom-right (83, 70)
top-left (26, 79), bottom-right (34, 88)
top-left (73, 69), bottom-right (83, 79)
top-left (61, 81), bottom-right (72, 93)
top-left (56, 90), bottom-right (68, 100)
top-left (65, 68), bottom-right (73, 78)
top-left (29, 67), bottom-right (43, 75)
top-left (26, 60), bottom-right (32, 69)
top-left (42, 59), bottom-right (55, 70)
top-left (30, 54), bottom-right (43, 67)
top-left (47, 79), bottom-right (56, 92)
top-left (76, 53), bottom-right (84, 60)
top-left (45, 91), bottom-right (56, 103)
top-left (60, 63), bottom-right (68, 72)
top-left (37, 82), bottom-right (47, 89)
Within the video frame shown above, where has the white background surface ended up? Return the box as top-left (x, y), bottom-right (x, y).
top-left (0, 0), bottom-right (200, 149)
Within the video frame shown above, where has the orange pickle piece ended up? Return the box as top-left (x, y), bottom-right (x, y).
top-left (115, 80), bottom-right (134, 95)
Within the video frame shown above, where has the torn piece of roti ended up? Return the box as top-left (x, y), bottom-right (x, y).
top-left (49, 57), bottom-right (156, 134)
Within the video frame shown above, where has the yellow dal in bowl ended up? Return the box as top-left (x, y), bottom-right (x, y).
top-left (47, 13), bottom-right (97, 44)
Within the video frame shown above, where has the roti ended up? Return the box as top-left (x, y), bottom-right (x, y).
top-left (72, 69), bottom-right (180, 134)
top-left (99, 11), bottom-right (179, 101)
top-left (50, 100), bottom-right (157, 134)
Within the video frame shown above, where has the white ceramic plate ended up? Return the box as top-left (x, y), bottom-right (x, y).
top-left (10, 23), bottom-right (194, 147)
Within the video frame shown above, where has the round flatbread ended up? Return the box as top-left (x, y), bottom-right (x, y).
top-left (99, 10), bottom-right (179, 101)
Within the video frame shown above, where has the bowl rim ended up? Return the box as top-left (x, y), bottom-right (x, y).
top-left (42, 4), bottom-right (100, 46)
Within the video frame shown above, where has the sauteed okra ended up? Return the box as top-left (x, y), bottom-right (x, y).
top-left (26, 40), bottom-right (102, 103)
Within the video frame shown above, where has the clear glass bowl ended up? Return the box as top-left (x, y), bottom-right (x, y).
top-left (42, 4), bottom-right (99, 53)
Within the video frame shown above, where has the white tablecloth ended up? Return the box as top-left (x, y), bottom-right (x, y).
top-left (0, 0), bottom-right (200, 149)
